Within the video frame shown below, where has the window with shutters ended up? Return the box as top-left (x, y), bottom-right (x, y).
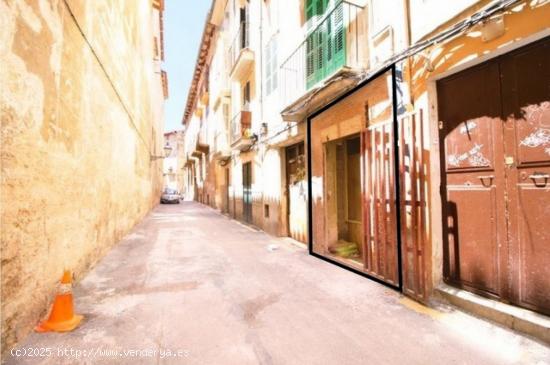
top-left (265, 36), bottom-right (278, 96)
top-left (305, 0), bottom-right (346, 89)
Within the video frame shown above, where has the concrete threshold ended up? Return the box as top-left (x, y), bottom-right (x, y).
top-left (436, 283), bottom-right (550, 344)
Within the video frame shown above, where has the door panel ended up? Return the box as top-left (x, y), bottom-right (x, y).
top-left (500, 38), bottom-right (550, 314)
top-left (446, 188), bottom-right (499, 294)
top-left (439, 37), bottom-right (550, 315)
top-left (516, 187), bottom-right (550, 311)
top-left (438, 61), bottom-right (508, 298)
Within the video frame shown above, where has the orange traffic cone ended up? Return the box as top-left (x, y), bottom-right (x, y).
top-left (35, 270), bottom-right (83, 332)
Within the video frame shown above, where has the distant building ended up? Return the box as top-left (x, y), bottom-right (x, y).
top-left (163, 130), bottom-right (185, 192)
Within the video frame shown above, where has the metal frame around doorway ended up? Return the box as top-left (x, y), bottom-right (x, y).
top-left (306, 63), bottom-right (403, 291)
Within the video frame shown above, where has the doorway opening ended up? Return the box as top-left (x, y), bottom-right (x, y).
top-left (324, 135), bottom-right (363, 267)
top-left (286, 142), bottom-right (307, 242)
top-left (242, 161), bottom-right (253, 224)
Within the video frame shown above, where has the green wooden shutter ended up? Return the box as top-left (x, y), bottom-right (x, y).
top-left (271, 39), bottom-right (278, 91)
top-left (306, 35), bottom-right (315, 85)
top-left (326, 1), bottom-right (345, 76)
top-left (305, 0), bottom-right (346, 89)
top-left (265, 41), bottom-right (272, 94)
top-left (306, 0), bottom-right (316, 87)
top-left (306, 0), bottom-right (315, 23)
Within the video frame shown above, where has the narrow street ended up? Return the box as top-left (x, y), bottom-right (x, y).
top-left (8, 202), bottom-right (550, 365)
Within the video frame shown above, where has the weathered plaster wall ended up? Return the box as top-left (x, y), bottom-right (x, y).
top-left (0, 0), bottom-right (164, 352)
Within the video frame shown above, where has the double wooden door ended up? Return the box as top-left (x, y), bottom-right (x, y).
top-left (438, 38), bottom-right (550, 315)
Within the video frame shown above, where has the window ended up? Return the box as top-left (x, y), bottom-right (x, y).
top-left (265, 36), bottom-right (278, 96)
top-left (153, 36), bottom-right (159, 58)
top-left (243, 81), bottom-right (250, 107)
top-left (223, 103), bottom-right (230, 131)
top-left (305, 0), bottom-right (345, 89)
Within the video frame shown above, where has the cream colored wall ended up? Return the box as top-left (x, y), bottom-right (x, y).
top-left (0, 0), bottom-right (164, 352)
top-left (409, 0), bottom-right (480, 42)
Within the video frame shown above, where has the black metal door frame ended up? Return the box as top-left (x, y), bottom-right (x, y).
top-left (306, 64), bottom-right (403, 291)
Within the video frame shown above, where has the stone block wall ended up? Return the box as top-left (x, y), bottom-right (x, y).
top-left (0, 0), bottom-right (164, 352)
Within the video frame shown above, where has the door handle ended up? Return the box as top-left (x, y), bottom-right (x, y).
top-left (529, 174), bottom-right (549, 180)
top-left (477, 175), bottom-right (494, 187)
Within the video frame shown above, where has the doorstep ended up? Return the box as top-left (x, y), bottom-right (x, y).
top-left (436, 283), bottom-right (550, 344)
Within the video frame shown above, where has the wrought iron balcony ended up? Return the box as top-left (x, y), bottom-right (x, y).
top-left (280, 1), bottom-right (366, 110)
top-left (230, 107), bottom-right (253, 151)
top-left (228, 21), bottom-right (254, 80)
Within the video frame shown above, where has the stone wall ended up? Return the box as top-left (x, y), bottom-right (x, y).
top-left (0, 0), bottom-right (164, 352)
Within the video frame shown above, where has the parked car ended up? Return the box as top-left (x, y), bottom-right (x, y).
top-left (161, 188), bottom-right (180, 204)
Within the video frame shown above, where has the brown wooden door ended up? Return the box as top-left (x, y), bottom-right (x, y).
top-left (500, 39), bottom-right (550, 314)
top-left (438, 61), bottom-right (507, 298)
top-left (286, 143), bottom-right (307, 242)
top-left (243, 162), bottom-right (253, 223)
top-left (438, 37), bottom-right (550, 314)
top-left (224, 168), bottom-right (230, 213)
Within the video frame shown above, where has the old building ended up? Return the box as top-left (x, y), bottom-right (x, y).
top-left (163, 130), bottom-right (185, 192)
top-left (183, 0), bottom-right (308, 240)
top-left (182, 0), bottom-right (549, 340)
top-left (0, 0), bottom-right (168, 352)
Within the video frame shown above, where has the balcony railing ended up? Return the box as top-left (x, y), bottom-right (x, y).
top-left (228, 21), bottom-right (250, 74)
top-left (230, 107), bottom-right (252, 148)
top-left (280, 1), bottom-right (365, 109)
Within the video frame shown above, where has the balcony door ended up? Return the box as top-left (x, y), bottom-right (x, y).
top-left (239, 2), bottom-right (249, 49)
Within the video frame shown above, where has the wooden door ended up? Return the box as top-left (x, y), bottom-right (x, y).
top-left (438, 37), bottom-right (550, 315)
top-left (223, 168), bottom-right (230, 214)
top-left (242, 162), bottom-right (253, 223)
top-left (438, 61), bottom-right (507, 298)
top-left (500, 38), bottom-right (550, 314)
